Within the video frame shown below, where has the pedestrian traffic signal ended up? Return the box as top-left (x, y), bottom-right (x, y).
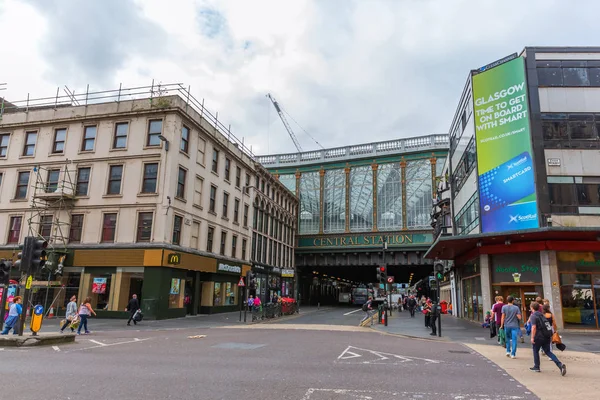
top-left (29, 238), bottom-right (48, 273)
top-left (247, 271), bottom-right (257, 289)
top-left (14, 244), bottom-right (24, 271)
top-left (0, 259), bottom-right (12, 285)
top-left (433, 261), bottom-right (444, 282)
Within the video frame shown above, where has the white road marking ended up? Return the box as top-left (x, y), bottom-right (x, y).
top-left (343, 309), bottom-right (363, 316)
top-left (65, 338), bottom-right (151, 353)
top-left (52, 346), bottom-right (60, 352)
top-left (88, 339), bottom-right (107, 346)
top-left (336, 345), bottom-right (441, 365)
top-left (301, 388), bottom-right (529, 400)
top-left (475, 337), bottom-right (485, 341)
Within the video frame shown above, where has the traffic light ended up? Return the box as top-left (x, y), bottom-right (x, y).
top-left (14, 244), bottom-right (24, 271)
top-left (30, 238), bottom-right (48, 273)
top-left (376, 265), bottom-right (387, 283)
top-left (0, 259), bottom-right (12, 285)
top-left (434, 262), bottom-right (444, 281)
top-left (247, 271), bottom-right (257, 289)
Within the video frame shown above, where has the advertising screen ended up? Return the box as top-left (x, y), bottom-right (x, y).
top-left (472, 57), bottom-right (539, 233)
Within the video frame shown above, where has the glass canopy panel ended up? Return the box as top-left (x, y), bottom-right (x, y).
top-left (377, 162), bottom-right (403, 231)
top-left (350, 165), bottom-right (373, 232)
top-left (299, 171), bottom-right (320, 234)
top-left (323, 169), bottom-right (346, 233)
top-left (279, 174), bottom-right (296, 193)
top-left (406, 159), bottom-right (432, 229)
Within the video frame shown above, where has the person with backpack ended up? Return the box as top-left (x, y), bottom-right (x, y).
top-left (529, 301), bottom-right (566, 375)
top-left (1, 296), bottom-right (22, 335)
top-left (408, 295), bottom-right (417, 317)
top-left (361, 296), bottom-right (374, 324)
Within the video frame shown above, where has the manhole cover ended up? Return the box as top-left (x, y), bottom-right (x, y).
top-left (212, 342), bottom-right (266, 350)
top-left (448, 350), bottom-right (470, 354)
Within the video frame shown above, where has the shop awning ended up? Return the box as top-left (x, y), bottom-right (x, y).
top-left (424, 227), bottom-right (600, 261)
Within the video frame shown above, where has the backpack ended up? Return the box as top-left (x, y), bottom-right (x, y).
top-left (408, 298), bottom-right (417, 307)
top-left (534, 312), bottom-right (553, 341)
top-left (362, 302), bottom-right (369, 312)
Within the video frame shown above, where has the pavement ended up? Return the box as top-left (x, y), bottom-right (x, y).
top-left (0, 331), bottom-right (75, 347)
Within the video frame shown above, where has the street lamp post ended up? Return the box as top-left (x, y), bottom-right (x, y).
top-left (383, 239), bottom-right (391, 317)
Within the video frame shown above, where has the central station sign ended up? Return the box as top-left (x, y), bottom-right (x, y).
top-left (298, 233), bottom-right (433, 249)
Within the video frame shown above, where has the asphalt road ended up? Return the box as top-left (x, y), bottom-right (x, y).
top-left (2, 321), bottom-right (538, 400)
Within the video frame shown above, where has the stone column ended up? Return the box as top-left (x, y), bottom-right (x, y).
top-left (344, 163), bottom-right (351, 233)
top-left (371, 162), bottom-right (378, 232)
top-left (540, 250), bottom-right (563, 329)
top-left (193, 271), bottom-right (201, 316)
top-left (294, 170), bottom-right (301, 197)
top-left (400, 158), bottom-right (407, 230)
top-left (319, 168), bottom-right (325, 234)
top-left (479, 254), bottom-right (492, 318)
top-left (430, 154), bottom-right (437, 199)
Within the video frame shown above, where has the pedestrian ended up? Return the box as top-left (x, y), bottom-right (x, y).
top-left (1, 296), bottom-right (22, 335)
top-left (501, 295), bottom-right (522, 358)
top-left (448, 302), bottom-right (453, 315)
top-left (361, 296), bottom-right (374, 325)
top-left (60, 295), bottom-right (78, 333)
top-left (423, 299), bottom-right (432, 328)
top-left (543, 303), bottom-right (558, 359)
top-left (126, 294), bottom-right (140, 326)
top-left (408, 295), bottom-right (417, 317)
top-left (253, 295), bottom-right (262, 309)
top-left (491, 296), bottom-right (505, 345)
top-left (248, 295), bottom-right (255, 308)
top-left (529, 301), bottom-right (566, 375)
top-left (77, 297), bottom-right (96, 335)
top-left (430, 301), bottom-right (439, 336)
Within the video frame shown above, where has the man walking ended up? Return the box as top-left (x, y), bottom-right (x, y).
top-left (360, 296), bottom-right (374, 325)
top-left (501, 296), bottom-right (521, 358)
top-left (126, 294), bottom-right (140, 326)
top-left (430, 301), bottom-right (440, 336)
top-left (408, 295), bottom-right (417, 317)
top-left (491, 296), bottom-right (505, 345)
top-left (529, 301), bottom-right (566, 375)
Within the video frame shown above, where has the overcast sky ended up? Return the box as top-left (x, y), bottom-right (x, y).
top-left (2, 0), bottom-right (599, 155)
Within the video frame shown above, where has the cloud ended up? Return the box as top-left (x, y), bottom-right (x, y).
top-left (24, 0), bottom-right (169, 86)
top-left (3, 0), bottom-right (600, 156)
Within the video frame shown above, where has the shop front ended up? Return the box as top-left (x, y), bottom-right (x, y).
top-left (457, 261), bottom-right (483, 322)
top-left (557, 252), bottom-right (600, 330)
top-left (252, 263), bottom-right (271, 304)
top-left (490, 252), bottom-right (543, 322)
top-left (281, 269), bottom-right (295, 298)
top-left (199, 261), bottom-right (245, 314)
top-left (268, 267), bottom-right (282, 302)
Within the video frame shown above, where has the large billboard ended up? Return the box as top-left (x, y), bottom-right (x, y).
top-left (473, 57), bottom-right (539, 233)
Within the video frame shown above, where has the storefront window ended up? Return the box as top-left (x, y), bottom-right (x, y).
top-left (462, 275), bottom-right (482, 322)
top-left (90, 273), bottom-right (112, 310)
top-left (560, 273), bottom-right (597, 328)
top-left (224, 282), bottom-right (238, 306)
top-left (214, 282), bottom-right (222, 306)
top-left (169, 278), bottom-right (183, 309)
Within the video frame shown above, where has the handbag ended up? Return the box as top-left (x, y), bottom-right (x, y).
top-left (551, 331), bottom-right (562, 344)
top-left (499, 328), bottom-right (506, 346)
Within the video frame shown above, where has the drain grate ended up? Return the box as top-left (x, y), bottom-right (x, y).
top-left (448, 350), bottom-right (470, 354)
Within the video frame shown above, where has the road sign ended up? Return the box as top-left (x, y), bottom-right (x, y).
top-left (238, 277), bottom-right (245, 287)
top-left (34, 305), bottom-right (44, 315)
top-left (30, 305), bottom-right (44, 335)
top-left (387, 276), bottom-right (394, 283)
top-left (26, 275), bottom-right (33, 289)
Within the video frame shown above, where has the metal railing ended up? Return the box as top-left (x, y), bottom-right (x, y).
top-left (255, 134), bottom-right (449, 168)
top-left (250, 301), bottom-right (299, 322)
top-left (0, 81), bottom-right (255, 159)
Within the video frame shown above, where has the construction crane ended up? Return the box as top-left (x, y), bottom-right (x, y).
top-left (267, 93), bottom-right (303, 152)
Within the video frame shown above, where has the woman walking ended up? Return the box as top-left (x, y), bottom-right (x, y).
top-left (76, 297), bottom-right (96, 335)
top-left (1, 296), bottom-right (22, 335)
top-left (60, 295), bottom-right (78, 333)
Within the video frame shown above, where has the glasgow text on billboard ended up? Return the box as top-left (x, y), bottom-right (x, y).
top-left (472, 57), bottom-right (539, 233)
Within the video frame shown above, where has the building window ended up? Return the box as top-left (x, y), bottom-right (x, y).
top-left (81, 126), bottom-right (96, 152)
top-left (235, 167), bottom-right (241, 188)
top-left (15, 171), bottom-right (30, 199)
top-left (193, 176), bottom-right (203, 208)
top-left (197, 136), bottom-right (206, 165)
top-left (142, 163), bottom-right (158, 193)
top-left (7, 216), bottom-right (22, 244)
top-left (220, 231), bottom-right (227, 255)
top-left (233, 198), bottom-right (240, 223)
top-left (23, 131), bottom-right (37, 156)
top-left (52, 128), bottom-right (66, 154)
top-left (243, 204), bottom-right (249, 227)
top-left (212, 149), bottom-right (219, 173)
top-left (224, 158), bottom-right (231, 181)
top-left (242, 238), bottom-right (247, 260)
top-left (209, 185), bottom-right (217, 213)
top-left (76, 167), bottom-right (91, 196)
top-left (222, 192), bottom-right (229, 218)
top-left (101, 213), bottom-right (117, 242)
top-left (0, 133), bottom-right (9, 157)
top-left (113, 122), bottom-right (128, 149)
top-left (177, 167), bottom-right (187, 199)
top-left (46, 169), bottom-right (60, 193)
top-left (173, 215), bottom-right (183, 245)
top-left (107, 165), bottom-right (124, 195)
top-left (231, 235), bottom-right (238, 258)
top-left (245, 173), bottom-right (251, 194)
top-left (147, 119), bottom-right (163, 146)
top-left (0, 172), bottom-right (3, 188)
top-left (191, 221), bottom-right (200, 249)
top-left (39, 215), bottom-right (53, 238)
top-left (181, 125), bottom-right (190, 153)
top-left (136, 212), bottom-right (153, 242)
top-left (207, 226), bottom-right (215, 252)
top-left (69, 214), bottom-right (84, 243)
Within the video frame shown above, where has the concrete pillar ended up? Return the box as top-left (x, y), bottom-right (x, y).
top-left (192, 271), bottom-right (201, 316)
top-left (480, 254), bottom-right (492, 317)
top-left (541, 250), bottom-right (563, 329)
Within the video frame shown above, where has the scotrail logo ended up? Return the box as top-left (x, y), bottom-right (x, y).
top-left (506, 156), bottom-right (527, 170)
top-left (508, 214), bottom-right (537, 224)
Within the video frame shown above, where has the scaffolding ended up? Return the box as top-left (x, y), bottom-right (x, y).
top-left (27, 161), bottom-right (77, 270)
